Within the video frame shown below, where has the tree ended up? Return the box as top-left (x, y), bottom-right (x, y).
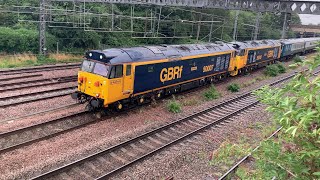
top-left (0, 2), bottom-right (302, 54)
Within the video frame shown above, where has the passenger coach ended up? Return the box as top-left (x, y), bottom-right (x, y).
top-left (280, 37), bottom-right (320, 60)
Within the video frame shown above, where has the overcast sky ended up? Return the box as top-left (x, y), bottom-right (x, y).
top-left (296, 0), bottom-right (320, 25)
top-left (299, 14), bottom-right (320, 25)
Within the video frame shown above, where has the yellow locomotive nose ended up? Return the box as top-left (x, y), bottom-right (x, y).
top-left (78, 71), bottom-right (106, 100)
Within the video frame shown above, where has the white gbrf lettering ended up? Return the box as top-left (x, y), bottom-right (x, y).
top-left (160, 66), bottom-right (183, 83)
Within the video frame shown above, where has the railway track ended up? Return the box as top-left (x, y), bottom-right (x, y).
top-left (0, 101), bottom-right (146, 153)
top-left (0, 111), bottom-right (92, 154)
top-left (0, 82), bottom-right (204, 154)
top-left (0, 75), bottom-right (77, 92)
top-left (0, 102), bottom-right (79, 124)
top-left (0, 63), bottom-right (81, 76)
top-left (0, 86), bottom-right (77, 108)
top-left (30, 73), bottom-right (295, 180)
top-left (0, 74), bottom-right (43, 82)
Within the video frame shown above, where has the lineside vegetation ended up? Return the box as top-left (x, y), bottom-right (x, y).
top-left (203, 85), bottom-right (220, 100)
top-left (227, 83), bottom-right (240, 92)
top-left (264, 63), bottom-right (287, 77)
top-left (167, 97), bottom-right (182, 113)
top-left (247, 47), bottom-right (320, 179)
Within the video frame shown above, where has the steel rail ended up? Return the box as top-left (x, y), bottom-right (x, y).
top-left (0, 74), bottom-right (43, 82)
top-left (0, 63), bottom-right (81, 76)
top-left (0, 76), bottom-right (77, 92)
top-left (0, 86), bottom-right (77, 108)
top-left (0, 75), bottom-right (76, 87)
top-left (0, 86), bottom-right (77, 101)
top-left (0, 102), bottom-right (79, 124)
top-left (0, 111), bottom-right (89, 154)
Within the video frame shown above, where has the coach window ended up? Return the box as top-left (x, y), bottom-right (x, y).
top-left (109, 65), bottom-right (123, 79)
top-left (126, 65), bottom-right (132, 76)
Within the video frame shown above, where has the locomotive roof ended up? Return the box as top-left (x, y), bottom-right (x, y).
top-left (280, 38), bottom-right (306, 45)
top-left (85, 37), bottom-right (319, 64)
top-left (302, 37), bottom-right (320, 42)
top-left (232, 39), bottom-right (281, 49)
top-left (280, 37), bottom-right (320, 45)
top-left (85, 43), bottom-right (235, 64)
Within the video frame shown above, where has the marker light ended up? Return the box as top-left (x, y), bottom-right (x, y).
top-left (78, 76), bottom-right (84, 83)
top-left (94, 81), bottom-right (100, 87)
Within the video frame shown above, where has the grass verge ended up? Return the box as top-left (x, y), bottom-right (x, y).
top-left (0, 53), bottom-right (82, 68)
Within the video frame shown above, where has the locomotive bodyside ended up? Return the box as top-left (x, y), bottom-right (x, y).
top-left (231, 40), bottom-right (281, 74)
top-left (73, 43), bottom-right (238, 109)
top-left (133, 51), bottom-right (234, 95)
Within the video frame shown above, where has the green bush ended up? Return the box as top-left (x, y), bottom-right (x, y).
top-left (293, 55), bottom-right (302, 63)
top-left (227, 83), bottom-right (240, 92)
top-left (251, 49), bottom-right (320, 179)
top-left (203, 85), bottom-right (220, 100)
top-left (167, 98), bottom-right (181, 113)
top-left (0, 27), bottom-right (56, 53)
top-left (264, 64), bottom-right (279, 77)
top-left (276, 63), bottom-right (286, 73)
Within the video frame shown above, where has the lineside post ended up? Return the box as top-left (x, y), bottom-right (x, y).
top-left (233, 10), bottom-right (239, 41)
top-left (281, 12), bottom-right (288, 39)
top-left (39, 0), bottom-right (47, 55)
top-left (253, 12), bottom-right (261, 40)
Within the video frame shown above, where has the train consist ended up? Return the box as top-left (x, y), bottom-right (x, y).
top-left (71, 37), bottom-right (320, 111)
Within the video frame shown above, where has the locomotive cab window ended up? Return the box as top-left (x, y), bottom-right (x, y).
top-left (93, 62), bottom-right (109, 77)
top-left (81, 60), bottom-right (95, 73)
top-left (126, 65), bottom-right (132, 76)
top-left (238, 49), bottom-right (245, 56)
top-left (109, 65), bottom-right (123, 79)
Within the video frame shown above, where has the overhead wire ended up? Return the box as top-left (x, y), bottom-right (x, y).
top-left (0, 2), bottom-right (289, 48)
